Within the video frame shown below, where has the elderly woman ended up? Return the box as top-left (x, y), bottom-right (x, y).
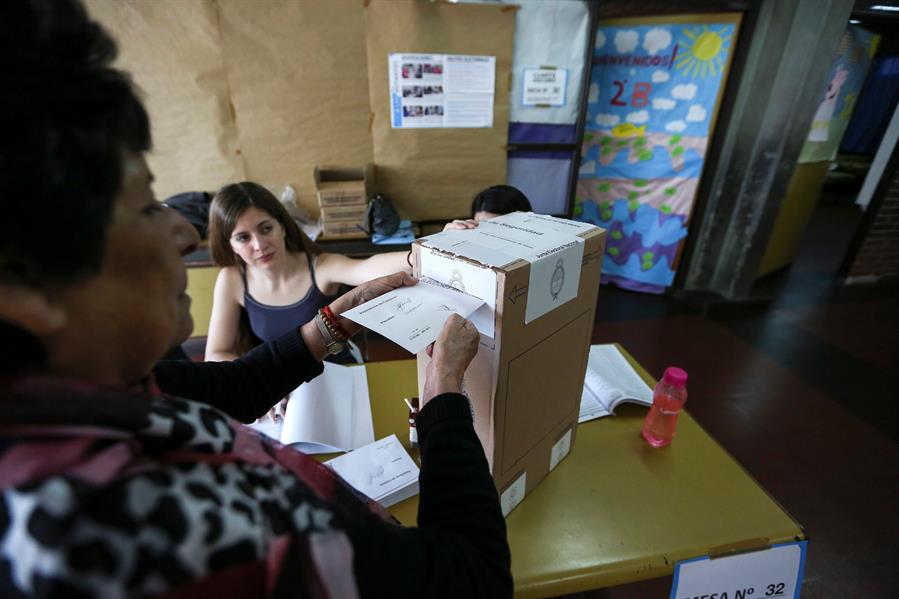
top-left (0, 1), bottom-right (511, 597)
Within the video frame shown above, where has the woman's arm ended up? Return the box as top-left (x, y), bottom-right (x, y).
top-left (156, 273), bottom-right (418, 421)
top-left (204, 267), bottom-right (243, 362)
top-left (337, 316), bottom-right (512, 597)
top-left (315, 251), bottom-right (411, 290)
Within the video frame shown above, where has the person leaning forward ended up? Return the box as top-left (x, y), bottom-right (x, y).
top-left (0, 1), bottom-right (511, 597)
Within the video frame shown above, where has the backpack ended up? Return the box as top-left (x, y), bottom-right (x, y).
top-left (366, 193), bottom-right (400, 237)
top-left (162, 191), bottom-right (212, 239)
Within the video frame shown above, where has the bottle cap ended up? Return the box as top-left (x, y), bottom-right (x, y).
top-left (662, 367), bottom-right (688, 387)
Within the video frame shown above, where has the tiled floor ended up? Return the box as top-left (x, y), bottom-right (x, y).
top-left (359, 203), bottom-right (899, 597)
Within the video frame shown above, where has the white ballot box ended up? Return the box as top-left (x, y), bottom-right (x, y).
top-left (413, 212), bottom-right (605, 515)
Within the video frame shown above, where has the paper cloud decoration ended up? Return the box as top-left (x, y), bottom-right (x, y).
top-left (596, 113), bottom-right (620, 127)
top-left (686, 105), bottom-right (707, 122)
top-left (643, 28), bottom-right (672, 55)
top-left (672, 84), bottom-right (697, 100)
top-left (614, 30), bottom-right (639, 53)
top-left (626, 110), bottom-right (649, 124)
top-left (653, 98), bottom-right (676, 110)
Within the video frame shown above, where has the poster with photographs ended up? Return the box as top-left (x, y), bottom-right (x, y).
top-left (389, 53), bottom-right (496, 129)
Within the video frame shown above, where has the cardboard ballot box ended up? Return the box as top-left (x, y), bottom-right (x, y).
top-left (413, 212), bottom-right (605, 516)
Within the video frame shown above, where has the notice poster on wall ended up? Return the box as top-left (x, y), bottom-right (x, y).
top-left (389, 53), bottom-right (495, 129)
top-left (575, 15), bottom-right (740, 293)
top-left (522, 68), bottom-right (568, 106)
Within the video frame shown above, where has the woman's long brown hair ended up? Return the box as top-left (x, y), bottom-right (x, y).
top-left (208, 182), bottom-right (321, 355)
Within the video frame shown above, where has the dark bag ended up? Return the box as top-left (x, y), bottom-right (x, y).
top-left (163, 191), bottom-right (212, 239)
top-left (366, 193), bottom-right (400, 236)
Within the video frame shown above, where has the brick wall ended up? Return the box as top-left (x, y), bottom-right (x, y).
top-left (846, 162), bottom-right (899, 281)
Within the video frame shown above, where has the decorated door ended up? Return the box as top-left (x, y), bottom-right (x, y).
top-left (575, 14), bottom-right (741, 293)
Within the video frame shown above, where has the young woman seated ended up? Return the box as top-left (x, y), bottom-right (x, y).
top-left (444, 184), bottom-right (534, 231)
top-left (205, 182), bottom-right (410, 362)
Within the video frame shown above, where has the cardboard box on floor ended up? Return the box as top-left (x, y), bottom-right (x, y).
top-left (314, 164), bottom-right (374, 208)
top-left (413, 213), bottom-right (605, 516)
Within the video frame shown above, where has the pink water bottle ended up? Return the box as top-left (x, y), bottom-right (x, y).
top-left (641, 367), bottom-right (688, 447)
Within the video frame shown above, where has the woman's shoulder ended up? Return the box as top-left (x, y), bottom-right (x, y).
top-left (216, 264), bottom-right (242, 283)
top-left (214, 265), bottom-right (245, 301)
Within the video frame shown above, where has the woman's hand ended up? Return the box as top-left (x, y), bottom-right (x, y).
top-left (328, 271), bottom-right (418, 337)
top-left (299, 271), bottom-right (417, 361)
top-left (421, 314), bottom-right (480, 407)
top-left (443, 219), bottom-right (479, 232)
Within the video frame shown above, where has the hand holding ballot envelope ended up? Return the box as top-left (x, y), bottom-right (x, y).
top-left (342, 276), bottom-right (486, 354)
top-left (422, 313), bottom-right (480, 406)
top-left (327, 271), bottom-right (420, 339)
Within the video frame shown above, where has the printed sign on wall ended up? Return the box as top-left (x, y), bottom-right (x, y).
top-left (575, 15), bottom-right (740, 293)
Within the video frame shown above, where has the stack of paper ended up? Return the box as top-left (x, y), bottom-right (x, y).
top-left (248, 362), bottom-right (375, 454)
top-left (326, 434), bottom-right (420, 507)
top-left (579, 344), bottom-right (654, 422)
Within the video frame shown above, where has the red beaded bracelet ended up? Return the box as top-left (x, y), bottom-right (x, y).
top-left (322, 305), bottom-right (351, 341)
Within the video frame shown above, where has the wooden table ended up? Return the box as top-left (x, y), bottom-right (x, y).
top-left (363, 352), bottom-right (804, 598)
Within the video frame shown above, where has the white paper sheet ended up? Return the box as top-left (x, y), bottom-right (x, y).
top-left (341, 277), bottom-right (485, 354)
top-left (578, 344), bottom-right (653, 423)
top-left (420, 246), bottom-right (497, 338)
top-left (280, 362), bottom-right (374, 454)
top-left (522, 68), bottom-right (568, 106)
top-left (421, 212), bottom-right (592, 323)
top-left (389, 53), bottom-right (495, 129)
top-left (673, 541), bottom-right (807, 599)
top-left (326, 434), bottom-right (420, 507)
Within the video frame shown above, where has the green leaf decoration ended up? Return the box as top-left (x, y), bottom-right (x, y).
top-left (634, 138), bottom-right (646, 148)
top-left (669, 134), bottom-right (682, 144)
top-left (597, 183), bottom-right (611, 192)
top-left (628, 199), bottom-right (640, 212)
top-left (643, 251), bottom-right (655, 261)
top-left (616, 139), bottom-right (629, 147)
top-left (611, 230), bottom-right (623, 240)
top-left (584, 132), bottom-right (595, 142)
top-left (660, 204), bottom-right (673, 214)
top-left (664, 187), bottom-right (677, 196)
top-left (671, 146), bottom-right (684, 157)
top-left (600, 136), bottom-right (612, 146)
top-left (634, 179), bottom-right (648, 187)
top-left (608, 247), bottom-right (620, 256)
top-left (628, 191), bottom-right (639, 200)
top-left (601, 210), bottom-right (613, 220)
top-left (642, 261), bottom-right (653, 271)
top-left (600, 147), bottom-right (613, 156)
top-left (638, 151), bottom-right (653, 161)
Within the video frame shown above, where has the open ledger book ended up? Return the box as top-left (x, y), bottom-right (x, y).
top-left (249, 362), bottom-right (375, 454)
top-left (579, 344), bottom-right (654, 422)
